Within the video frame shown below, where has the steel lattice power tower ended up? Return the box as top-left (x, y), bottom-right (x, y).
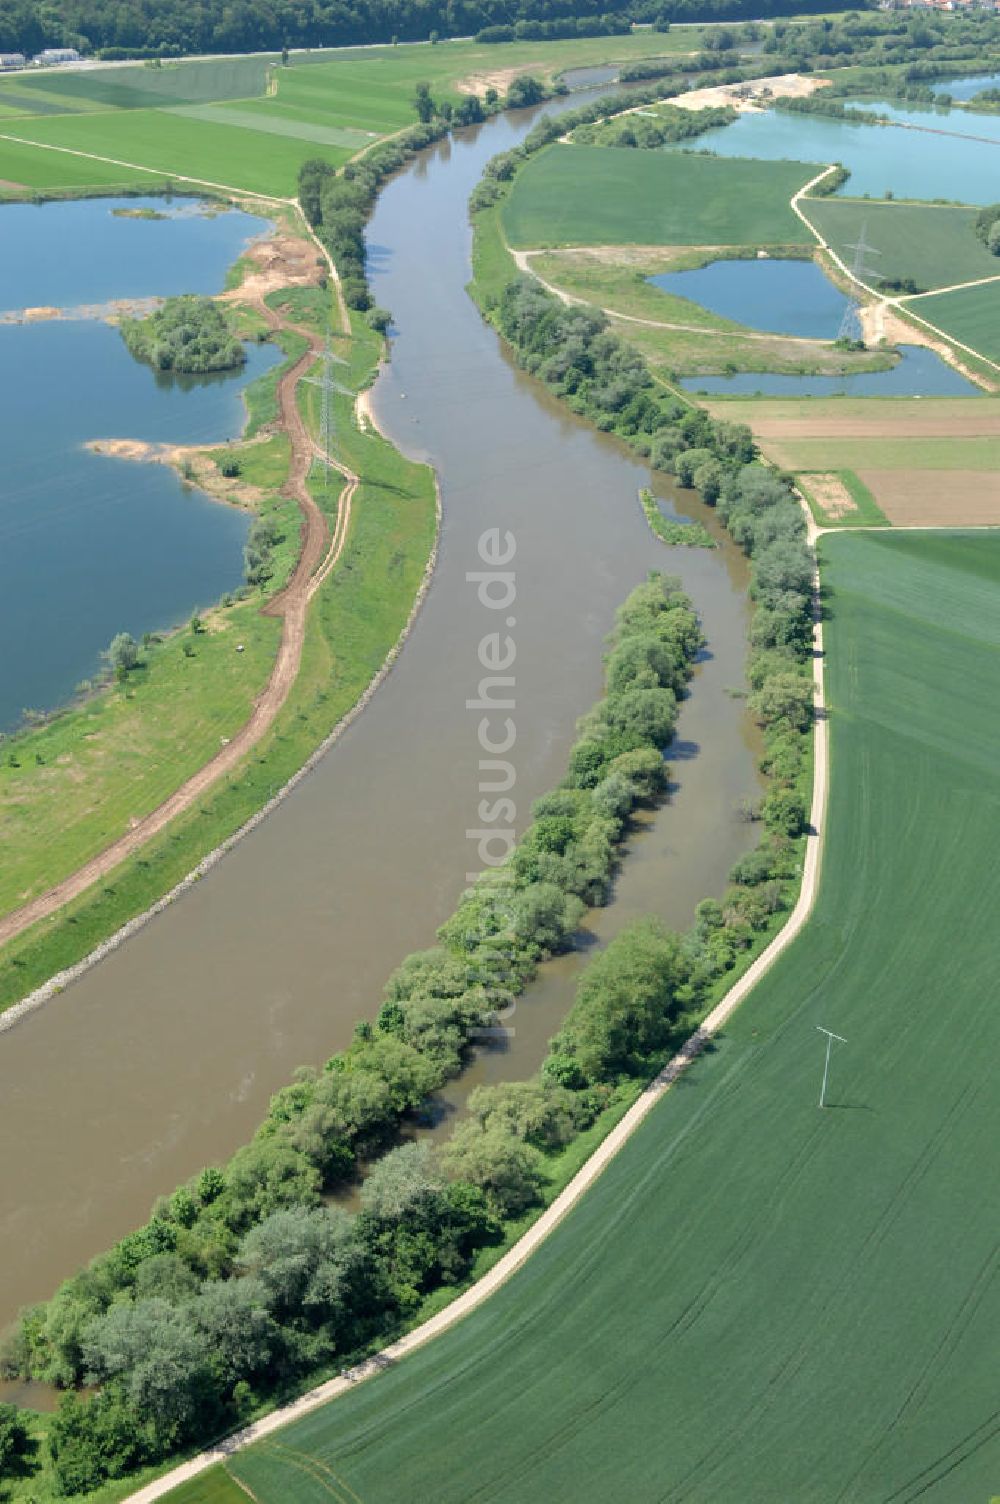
top-left (837, 222), bottom-right (881, 342)
top-left (303, 335), bottom-right (352, 489)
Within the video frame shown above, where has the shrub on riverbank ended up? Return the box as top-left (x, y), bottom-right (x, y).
top-left (120, 295), bottom-right (245, 374)
top-left (573, 102), bottom-right (735, 149)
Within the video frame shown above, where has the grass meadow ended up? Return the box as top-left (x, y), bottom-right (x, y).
top-left (0, 57), bottom-right (274, 114)
top-left (186, 530), bottom-right (1000, 1504)
top-left (804, 197), bottom-right (1000, 292)
top-left (502, 145), bottom-right (819, 249)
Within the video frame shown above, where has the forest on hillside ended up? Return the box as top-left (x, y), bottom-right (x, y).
top-left (0, 0), bottom-right (860, 61)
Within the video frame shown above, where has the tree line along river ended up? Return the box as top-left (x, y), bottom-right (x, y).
top-left (2, 59), bottom-right (997, 1338)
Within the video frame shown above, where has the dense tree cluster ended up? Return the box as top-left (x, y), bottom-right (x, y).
top-left (974, 202), bottom-right (1000, 257)
top-left (572, 99), bottom-right (734, 147)
top-left (120, 295), bottom-right (245, 373)
top-left (475, 14), bottom-right (630, 43)
top-left (774, 94), bottom-right (886, 125)
top-left (0, 0), bottom-right (863, 59)
top-left (762, 9), bottom-right (1000, 82)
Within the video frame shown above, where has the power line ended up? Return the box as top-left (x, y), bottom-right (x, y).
top-left (302, 334), bottom-right (352, 489)
top-left (837, 222), bottom-right (882, 343)
top-left (816, 1026), bottom-right (847, 1110)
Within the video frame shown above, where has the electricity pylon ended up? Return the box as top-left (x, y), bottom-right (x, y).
top-left (837, 222), bottom-right (882, 342)
top-left (302, 334), bottom-right (352, 488)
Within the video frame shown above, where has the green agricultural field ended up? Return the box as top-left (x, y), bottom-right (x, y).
top-left (916, 279), bottom-right (1000, 364)
top-left (0, 109), bottom-right (351, 196)
top-left (0, 133), bottom-right (157, 191)
top-left (0, 57), bottom-right (274, 114)
top-left (804, 197), bottom-right (1000, 292)
top-left (700, 394), bottom-right (1000, 471)
top-left (502, 145), bottom-right (819, 248)
top-left (189, 530), bottom-right (1000, 1504)
top-left (159, 1467), bottom-right (251, 1504)
top-left (0, 33), bottom-right (711, 197)
top-left (0, 30), bottom-right (701, 135)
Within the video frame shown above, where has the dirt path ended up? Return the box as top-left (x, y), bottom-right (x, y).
top-left (0, 276), bottom-right (355, 952)
top-left (513, 245), bottom-right (846, 346)
top-left (122, 530), bottom-right (830, 1504)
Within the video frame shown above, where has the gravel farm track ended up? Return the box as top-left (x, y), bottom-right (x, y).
top-left (0, 232), bottom-right (358, 951)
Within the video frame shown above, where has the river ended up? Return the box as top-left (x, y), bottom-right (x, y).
top-left (0, 89), bottom-right (761, 1328)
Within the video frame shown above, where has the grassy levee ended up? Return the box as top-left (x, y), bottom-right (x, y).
top-left (212, 531), bottom-right (1000, 1504)
top-left (805, 196), bottom-right (1000, 292)
top-left (501, 146), bottom-right (818, 249)
top-left (0, 314), bottom-right (437, 1014)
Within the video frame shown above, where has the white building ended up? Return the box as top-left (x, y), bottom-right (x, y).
top-left (0, 52), bottom-right (26, 69)
top-left (36, 47), bottom-right (82, 64)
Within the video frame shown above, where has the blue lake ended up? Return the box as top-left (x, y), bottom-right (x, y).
top-left (678, 106), bottom-right (1000, 202)
top-left (680, 343), bottom-right (979, 397)
top-left (0, 196), bottom-right (271, 309)
top-left (649, 257), bottom-right (848, 338)
top-left (0, 197), bottom-right (280, 732)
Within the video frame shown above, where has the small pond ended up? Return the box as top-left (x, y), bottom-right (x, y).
top-left (680, 343), bottom-right (980, 397)
top-left (649, 256), bottom-right (848, 339)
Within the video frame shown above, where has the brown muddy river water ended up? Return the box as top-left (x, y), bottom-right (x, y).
top-left (0, 92), bottom-right (762, 1327)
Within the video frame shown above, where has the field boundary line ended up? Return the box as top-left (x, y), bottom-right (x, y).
top-left (0, 127), bottom-right (297, 204)
top-left (120, 544), bottom-right (831, 1504)
top-left (902, 271), bottom-right (1000, 301)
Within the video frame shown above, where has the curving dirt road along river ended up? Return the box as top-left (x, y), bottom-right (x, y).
top-left (0, 88), bottom-right (763, 1326)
